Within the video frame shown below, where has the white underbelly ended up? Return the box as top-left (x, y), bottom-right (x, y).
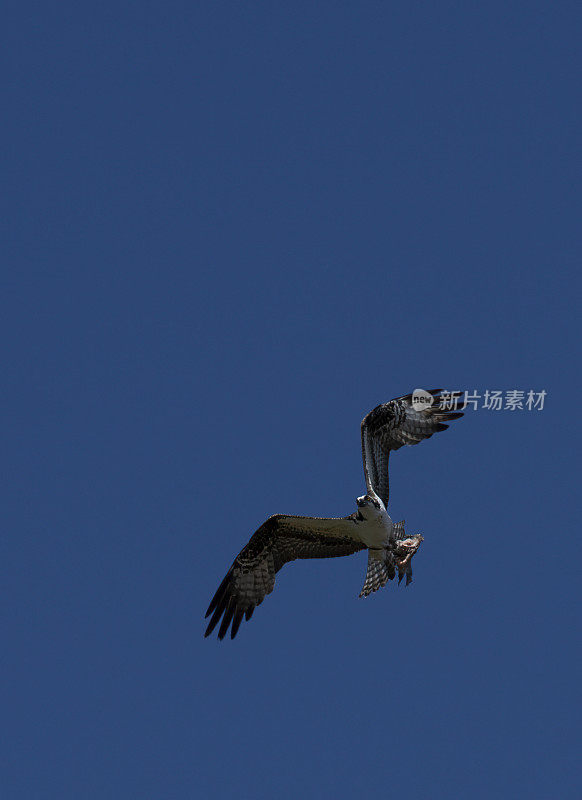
top-left (357, 517), bottom-right (393, 549)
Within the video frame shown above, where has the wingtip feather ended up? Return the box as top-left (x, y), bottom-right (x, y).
top-left (205, 570), bottom-right (232, 618)
top-left (218, 599), bottom-right (236, 640)
top-left (231, 609), bottom-right (245, 639)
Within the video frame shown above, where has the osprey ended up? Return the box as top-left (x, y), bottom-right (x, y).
top-left (205, 389), bottom-right (464, 640)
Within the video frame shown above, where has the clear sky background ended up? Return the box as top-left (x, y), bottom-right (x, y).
top-left (3, 2), bottom-right (580, 798)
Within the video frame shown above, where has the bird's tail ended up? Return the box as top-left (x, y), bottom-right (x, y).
top-left (358, 521), bottom-right (423, 596)
top-left (359, 549), bottom-right (392, 597)
top-left (358, 520), bottom-right (406, 598)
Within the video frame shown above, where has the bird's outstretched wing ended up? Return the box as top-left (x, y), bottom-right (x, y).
top-left (205, 514), bottom-right (365, 640)
top-left (361, 389), bottom-right (464, 507)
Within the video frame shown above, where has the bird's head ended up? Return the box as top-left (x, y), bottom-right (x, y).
top-left (355, 494), bottom-right (384, 520)
top-left (357, 494), bottom-right (378, 508)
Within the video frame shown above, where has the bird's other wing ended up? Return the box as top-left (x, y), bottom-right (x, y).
top-left (361, 389), bottom-right (464, 507)
top-left (204, 514), bottom-right (365, 640)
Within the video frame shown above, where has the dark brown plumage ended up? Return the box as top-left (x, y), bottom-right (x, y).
top-left (361, 389), bottom-right (465, 506)
top-left (205, 515), bottom-right (365, 640)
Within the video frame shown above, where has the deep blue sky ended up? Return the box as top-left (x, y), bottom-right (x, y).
top-left (3, 2), bottom-right (580, 797)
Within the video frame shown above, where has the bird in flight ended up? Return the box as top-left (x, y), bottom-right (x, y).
top-left (205, 389), bottom-right (464, 640)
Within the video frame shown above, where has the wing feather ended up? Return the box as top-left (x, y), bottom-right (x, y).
top-left (361, 390), bottom-right (464, 507)
top-left (204, 514), bottom-right (365, 640)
